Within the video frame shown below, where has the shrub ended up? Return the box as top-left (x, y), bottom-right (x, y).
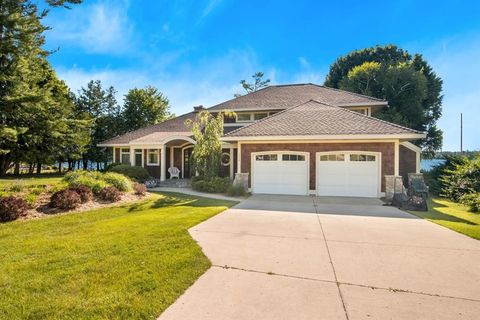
top-left (103, 172), bottom-right (133, 192)
top-left (24, 193), bottom-right (38, 207)
top-left (0, 196), bottom-right (28, 222)
top-left (440, 155), bottom-right (480, 202)
top-left (50, 189), bottom-right (81, 210)
top-left (226, 184), bottom-right (247, 197)
top-left (192, 177), bottom-right (231, 193)
top-left (9, 180), bottom-right (24, 193)
top-left (70, 185), bottom-right (93, 203)
top-left (133, 182), bottom-right (147, 196)
top-left (108, 164), bottom-right (150, 182)
top-left (99, 186), bottom-right (122, 202)
top-left (459, 193), bottom-right (480, 213)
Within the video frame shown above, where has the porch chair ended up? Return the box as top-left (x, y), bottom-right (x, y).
top-left (168, 166), bottom-right (181, 179)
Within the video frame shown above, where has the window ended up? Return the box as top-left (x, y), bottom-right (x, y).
top-left (350, 154), bottom-right (376, 162)
top-left (134, 149), bottom-right (143, 167)
top-left (350, 107), bottom-right (370, 116)
top-left (236, 113), bottom-right (252, 122)
top-left (148, 149), bottom-right (159, 165)
top-left (221, 152), bottom-right (231, 166)
top-left (255, 154), bottom-right (278, 161)
top-left (254, 112), bottom-right (268, 120)
top-left (282, 154), bottom-right (305, 161)
top-left (120, 148), bottom-right (130, 164)
top-left (319, 154), bottom-right (345, 161)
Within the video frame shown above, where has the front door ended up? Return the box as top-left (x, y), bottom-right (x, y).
top-left (183, 148), bottom-right (193, 178)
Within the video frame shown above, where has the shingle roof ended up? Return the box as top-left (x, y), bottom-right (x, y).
top-left (98, 112), bottom-right (195, 145)
top-left (209, 83), bottom-right (386, 111)
top-left (224, 100), bottom-right (423, 138)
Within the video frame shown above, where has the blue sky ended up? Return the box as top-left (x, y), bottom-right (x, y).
top-left (43, 0), bottom-right (480, 151)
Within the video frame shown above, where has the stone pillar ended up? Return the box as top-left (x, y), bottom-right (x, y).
top-left (229, 147), bottom-right (234, 180)
top-left (385, 175), bottom-right (404, 202)
top-left (160, 145), bottom-right (166, 182)
top-left (233, 173), bottom-right (249, 191)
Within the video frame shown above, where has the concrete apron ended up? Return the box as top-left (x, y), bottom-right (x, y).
top-left (159, 195), bottom-right (480, 320)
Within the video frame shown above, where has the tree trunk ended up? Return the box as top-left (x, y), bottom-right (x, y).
top-left (83, 158), bottom-right (88, 170)
top-left (36, 162), bottom-right (42, 174)
top-left (28, 163), bottom-right (34, 175)
top-left (96, 162), bottom-right (100, 171)
top-left (58, 161), bottom-right (63, 173)
top-left (14, 163), bottom-right (20, 175)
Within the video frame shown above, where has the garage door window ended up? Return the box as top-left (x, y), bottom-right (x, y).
top-left (282, 154), bottom-right (305, 161)
top-left (319, 154), bottom-right (345, 161)
top-left (255, 154), bottom-right (278, 161)
top-left (350, 154), bottom-right (376, 162)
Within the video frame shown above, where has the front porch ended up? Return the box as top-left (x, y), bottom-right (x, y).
top-left (111, 136), bottom-right (237, 181)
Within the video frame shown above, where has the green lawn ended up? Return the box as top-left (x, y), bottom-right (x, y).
top-left (0, 192), bottom-right (236, 319)
top-left (0, 174), bottom-right (64, 188)
top-left (408, 197), bottom-right (480, 240)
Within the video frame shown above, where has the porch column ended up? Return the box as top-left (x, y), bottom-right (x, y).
top-left (160, 144), bottom-right (166, 181)
top-left (394, 140), bottom-right (400, 176)
top-left (170, 146), bottom-right (174, 170)
top-left (129, 146), bottom-right (134, 166)
top-left (229, 147), bottom-right (234, 179)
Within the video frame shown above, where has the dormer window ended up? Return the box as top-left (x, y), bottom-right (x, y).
top-left (236, 113), bottom-right (252, 122)
top-left (349, 107), bottom-right (371, 116)
top-left (253, 112), bottom-right (268, 120)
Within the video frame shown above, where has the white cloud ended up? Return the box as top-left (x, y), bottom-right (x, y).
top-left (47, 0), bottom-right (133, 54)
top-left (199, 0), bottom-right (224, 21)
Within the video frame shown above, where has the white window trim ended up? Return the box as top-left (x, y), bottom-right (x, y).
top-left (236, 113), bottom-right (254, 123)
top-left (349, 107), bottom-right (371, 116)
top-left (147, 149), bottom-right (160, 166)
top-left (120, 148), bottom-right (131, 164)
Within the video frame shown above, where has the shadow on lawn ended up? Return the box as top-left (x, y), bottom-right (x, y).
top-left (423, 199), bottom-right (478, 226)
top-left (127, 192), bottom-right (234, 212)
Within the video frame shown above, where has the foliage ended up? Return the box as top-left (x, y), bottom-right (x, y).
top-left (108, 164), bottom-right (151, 182)
top-left (186, 110), bottom-right (234, 179)
top-left (459, 193), bottom-right (480, 213)
top-left (98, 186), bottom-right (122, 202)
top-left (50, 189), bottom-right (81, 210)
top-left (9, 180), bottom-right (25, 193)
top-left (70, 185), bottom-right (93, 203)
top-left (440, 155), bottom-right (480, 202)
top-left (423, 155), bottom-right (466, 195)
top-left (0, 193), bottom-right (234, 318)
top-left (64, 171), bottom-right (106, 194)
top-left (325, 45), bottom-right (443, 157)
top-left (226, 183), bottom-right (247, 197)
top-left (192, 177), bottom-right (231, 193)
top-left (133, 182), bottom-right (147, 196)
top-left (103, 172), bottom-right (133, 192)
top-left (0, 196), bottom-right (29, 222)
top-left (122, 86), bottom-right (172, 131)
top-left (0, 1), bottom-right (88, 175)
top-left (235, 72), bottom-right (270, 97)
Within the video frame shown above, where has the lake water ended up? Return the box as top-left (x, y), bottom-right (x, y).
top-left (420, 159), bottom-right (445, 172)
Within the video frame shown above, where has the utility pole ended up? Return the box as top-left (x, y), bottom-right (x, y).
top-left (460, 113), bottom-right (463, 153)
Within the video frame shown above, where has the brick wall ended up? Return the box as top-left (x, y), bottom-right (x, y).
top-left (240, 142), bottom-right (395, 192)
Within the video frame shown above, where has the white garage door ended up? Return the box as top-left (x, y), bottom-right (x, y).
top-left (316, 152), bottom-right (380, 197)
top-left (252, 152), bottom-right (309, 195)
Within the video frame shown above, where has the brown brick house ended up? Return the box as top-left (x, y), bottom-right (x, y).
top-left (99, 83), bottom-right (424, 197)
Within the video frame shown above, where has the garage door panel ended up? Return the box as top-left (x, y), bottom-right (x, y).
top-left (253, 153), bottom-right (308, 196)
top-left (317, 153), bottom-right (379, 198)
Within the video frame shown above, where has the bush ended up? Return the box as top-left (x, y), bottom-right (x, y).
top-left (192, 177), bottom-right (231, 193)
top-left (440, 155), bottom-right (480, 202)
top-left (226, 184), bottom-right (247, 197)
top-left (9, 180), bottom-right (25, 193)
top-left (70, 185), bottom-right (93, 203)
top-left (99, 186), bottom-right (122, 202)
top-left (108, 164), bottom-right (150, 182)
top-left (0, 196), bottom-right (28, 222)
top-left (460, 193), bottom-right (480, 213)
top-left (103, 172), bottom-right (133, 191)
top-left (50, 189), bottom-right (81, 210)
top-left (133, 182), bottom-right (147, 196)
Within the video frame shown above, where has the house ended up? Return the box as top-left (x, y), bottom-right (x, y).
top-left (98, 83), bottom-right (424, 197)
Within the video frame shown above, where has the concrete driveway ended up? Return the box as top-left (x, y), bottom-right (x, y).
top-left (159, 195), bottom-right (480, 320)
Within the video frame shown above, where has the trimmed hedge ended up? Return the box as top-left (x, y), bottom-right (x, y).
top-left (108, 165), bottom-right (150, 182)
top-left (50, 189), bottom-right (81, 210)
top-left (192, 177), bottom-right (231, 193)
top-left (0, 196), bottom-right (28, 222)
top-left (99, 186), bottom-right (122, 202)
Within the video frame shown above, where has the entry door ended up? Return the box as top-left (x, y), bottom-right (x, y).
top-left (183, 148), bottom-right (193, 178)
top-left (316, 152), bottom-right (379, 197)
top-left (252, 152), bottom-right (309, 195)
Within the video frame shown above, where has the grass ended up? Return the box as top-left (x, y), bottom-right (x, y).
top-left (0, 192), bottom-right (236, 319)
top-left (0, 174), bottom-right (64, 188)
top-left (408, 197), bottom-right (480, 240)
